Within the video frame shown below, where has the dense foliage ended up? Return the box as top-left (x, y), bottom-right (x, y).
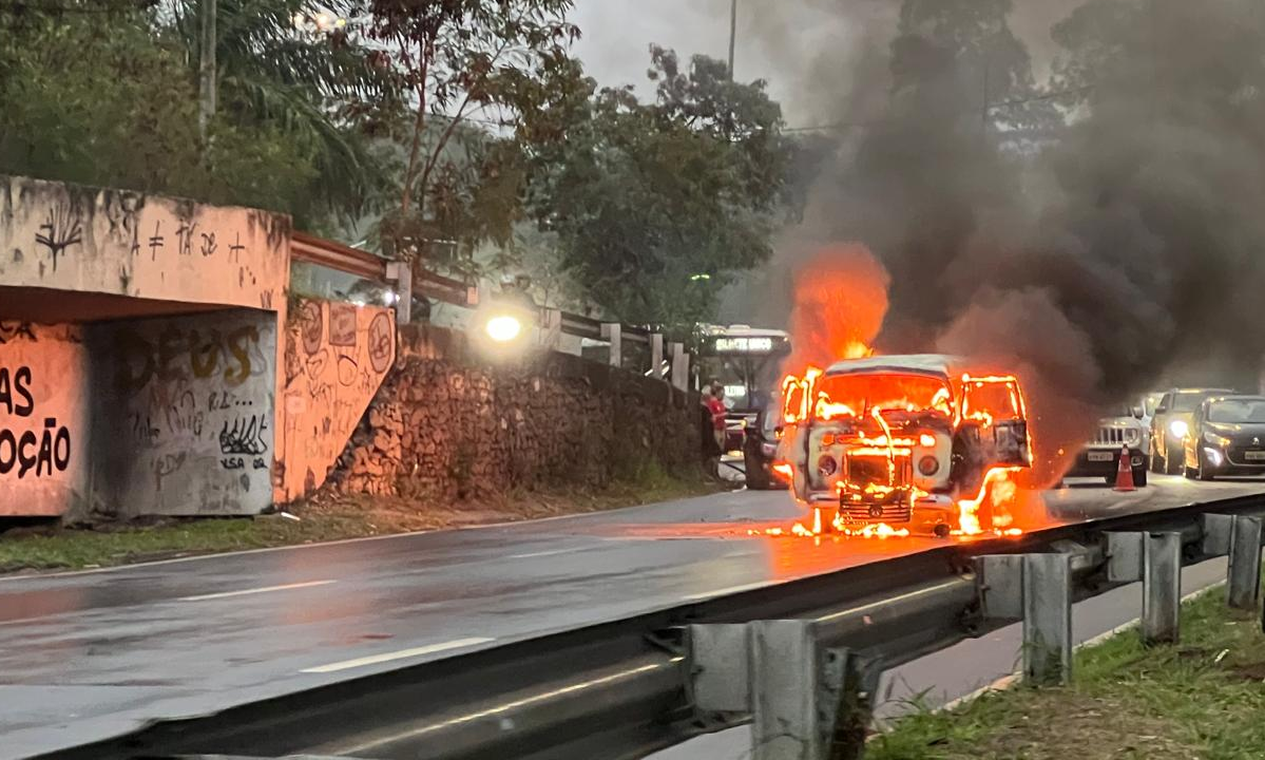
top-left (0, 0), bottom-right (392, 230)
top-left (0, 0), bottom-right (799, 325)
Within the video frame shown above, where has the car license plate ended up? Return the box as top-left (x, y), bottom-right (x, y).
top-left (1246, 451), bottom-right (1265, 462)
top-left (1088, 451), bottom-right (1114, 462)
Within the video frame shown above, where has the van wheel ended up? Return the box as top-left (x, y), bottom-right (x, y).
top-left (744, 450), bottom-right (771, 490)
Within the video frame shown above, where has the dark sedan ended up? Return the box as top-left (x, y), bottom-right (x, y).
top-left (1183, 395), bottom-right (1265, 480)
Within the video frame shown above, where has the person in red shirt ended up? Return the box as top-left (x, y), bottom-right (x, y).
top-left (703, 381), bottom-right (723, 478)
top-left (707, 382), bottom-right (727, 435)
top-left (703, 380), bottom-right (727, 476)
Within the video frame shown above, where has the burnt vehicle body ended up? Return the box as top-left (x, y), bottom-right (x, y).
top-left (1064, 407), bottom-right (1149, 487)
top-left (780, 355), bottom-right (1032, 536)
top-left (1183, 395), bottom-right (1265, 480)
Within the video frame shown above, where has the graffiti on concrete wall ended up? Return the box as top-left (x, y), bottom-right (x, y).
top-left (0, 323), bottom-right (88, 517)
top-left (0, 174), bottom-right (289, 312)
top-left (92, 310), bottom-right (276, 517)
top-left (279, 300), bottom-right (394, 501)
top-left (0, 366), bottom-right (73, 479)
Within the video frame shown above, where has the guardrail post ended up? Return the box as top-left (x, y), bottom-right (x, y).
top-left (1023, 553), bottom-right (1073, 686)
top-left (601, 323), bottom-right (622, 368)
top-left (688, 624), bottom-right (750, 719)
top-left (669, 342), bottom-right (689, 392)
top-left (745, 620), bottom-right (875, 760)
top-left (690, 622), bottom-right (878, 760)
top-left (1143, 532), bottom-right (1182, 645)
top-left (385, 261), bottom-right (413, 324)
top-left (1227, 515), bottom-right (1262, 611)
top-left (750, 620), bottom-right (821, 760)
top-left (977, 553), bottom-right (1072, 686)
top-left (539, 308), bottom-right (562, 350)
top-left (1108, 531), bottom-right (1184, 645)
top-left (650, 333), bottom-right (665, 379)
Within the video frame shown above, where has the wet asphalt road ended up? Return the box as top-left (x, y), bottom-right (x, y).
top-left (1, 475), bottom-right (1262, 759)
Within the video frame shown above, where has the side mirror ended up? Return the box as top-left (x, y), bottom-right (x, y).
top-left (1156, 405), bottom-right (1169, 415)
top-left (1132, 406), bottom-right (1144, 419)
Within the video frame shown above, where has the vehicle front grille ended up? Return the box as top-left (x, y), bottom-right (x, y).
top-left (839, 502), bottom-right (913, 524)
top-left (1094, 427), bottom-right (1137, 446)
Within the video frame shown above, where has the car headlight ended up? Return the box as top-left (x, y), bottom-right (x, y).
top-left (1125, 428), bottom-right (1140, 443)
top-left (1169, 419), bottom-right (1189, 439)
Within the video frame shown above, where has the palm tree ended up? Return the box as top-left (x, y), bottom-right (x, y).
top-left (170, 0), bottom-right (401, 223)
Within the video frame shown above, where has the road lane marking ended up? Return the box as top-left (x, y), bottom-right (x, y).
top-left (684, 582), bottom-right (773, 601)
top-left (508, 548), bottom-right (585, 560)
top-left (178, 580), bottom-right (336, 602)
top-left (302, 637), bottom-right (494, 674)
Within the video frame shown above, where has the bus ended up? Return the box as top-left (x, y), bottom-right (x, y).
top-left (697, 325), bottom-right (791, 454)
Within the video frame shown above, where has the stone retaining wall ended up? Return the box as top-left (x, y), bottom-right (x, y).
top-left (330, 324), bottom-right (703, 500)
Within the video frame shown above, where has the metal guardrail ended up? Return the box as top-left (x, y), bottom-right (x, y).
top-left (291, 232), bottom-right (477, 309)
top-left (39, 493), bottom-right (1265, 760)
top-left (289, 232), bottom-right (688, 388)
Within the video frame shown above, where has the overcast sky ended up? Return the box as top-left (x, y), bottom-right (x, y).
top-left (568, 1), bottom-right (1068, 126)
top-left (569, 0), bottom-right (841, 125)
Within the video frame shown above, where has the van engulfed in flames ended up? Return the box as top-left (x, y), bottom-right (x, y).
top-left (772, 355), bottom-right (1033, 538)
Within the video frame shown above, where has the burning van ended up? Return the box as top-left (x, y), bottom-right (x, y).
top-left (779, 355), bottom-right (1032, 537)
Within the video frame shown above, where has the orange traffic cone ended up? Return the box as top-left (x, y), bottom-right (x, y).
top-left (1114, 444), bottom-right (1136, 492)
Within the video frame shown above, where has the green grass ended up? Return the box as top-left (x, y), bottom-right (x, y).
top-left (0, 514), bottom-right (377, 574)
top-left (0, 468), bottom-right (725, 574)
top-left (870, 583), bottom-right (1265, 760)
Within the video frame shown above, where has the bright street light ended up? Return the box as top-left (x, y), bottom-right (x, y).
top-left (486, 315), bottom-right (523, 343)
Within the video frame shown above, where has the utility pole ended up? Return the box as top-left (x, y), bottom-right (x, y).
top-left (198, 0), bottom-right (217, 143)
top-left (728, 0), bottom-right (737, 79)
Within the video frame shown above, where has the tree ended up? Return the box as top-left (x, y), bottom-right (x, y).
top-left (361, 0), bottom-right (578, 266)
top-left (173, 0), bottom-right (400, 223)
top-left (0, 0), bottom-right (394, 229)
top-left (894, 0), bottom-right (1060, 138)
top-left (1048, 0), bottom-right (1144, 106)
top-left (525, 47), bottom-right (795, 327)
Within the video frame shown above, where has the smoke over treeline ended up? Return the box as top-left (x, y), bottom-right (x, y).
top-left (747, 0), bottom-right (1265, 425)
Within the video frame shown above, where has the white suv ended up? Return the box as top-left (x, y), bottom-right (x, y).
top-left (1065, 406), bottom-right (1149, 487)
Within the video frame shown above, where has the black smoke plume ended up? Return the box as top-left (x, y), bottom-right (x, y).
top-left (751, 0), bottom-right (1265, 445)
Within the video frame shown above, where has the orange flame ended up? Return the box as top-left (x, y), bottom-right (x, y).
top-left (760, 245), bottom-right (1047, 541)
top-left (747, 507), bottom-right (912, 540)
top-left (783, 245), bottom-right (889, 373)
top-left (955, 466), bottom-right (1024, 536)
top-left (815, 397), bottom-right (858, 421)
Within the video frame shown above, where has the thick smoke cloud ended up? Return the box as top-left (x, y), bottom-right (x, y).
top-left (741, 0), bottom-right (1265, 460)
